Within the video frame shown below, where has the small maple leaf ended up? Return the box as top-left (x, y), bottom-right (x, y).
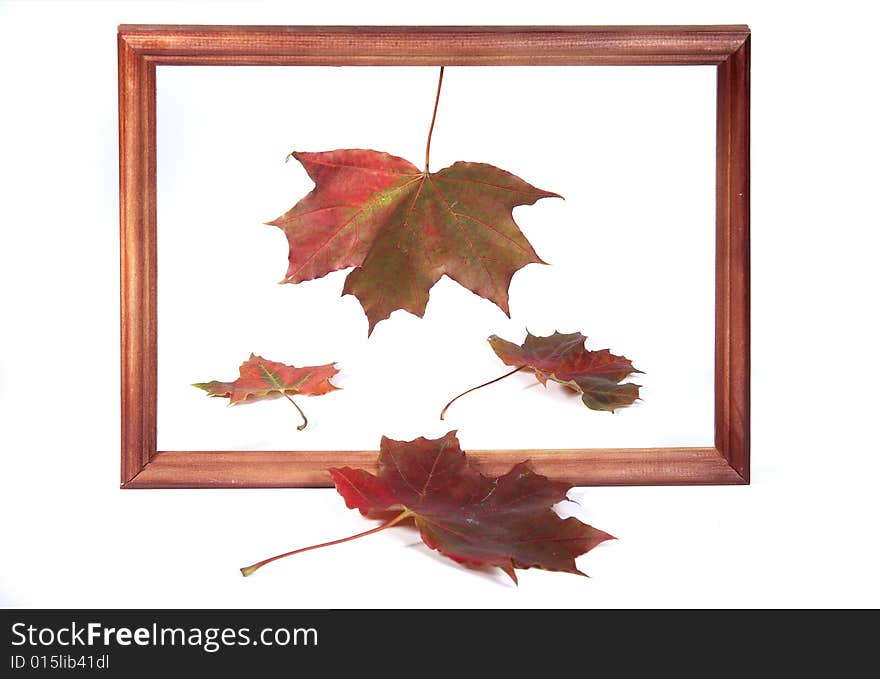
top-left (441, 331), bottom-right (642, 419)
top-left (240, 432), bottom-right (613, 583)
top-left (193, 353), bottom-right (339, 430)
top-left (268, 149), bottom-right (560, 334)
top-left (489, 331), bottom-right (643, 412)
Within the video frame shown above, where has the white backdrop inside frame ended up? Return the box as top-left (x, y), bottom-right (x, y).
top-left (155, 65), bottom-right (716, 452)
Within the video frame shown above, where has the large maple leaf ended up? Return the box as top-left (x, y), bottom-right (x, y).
top-left (240, 431), bottom-right (612, 582)
top-left (268, 149), bottom-right (560, 334)
top-left (193, 353), bottom-right (339, 430)
top-left (329, 432), bottom-right (613, 583)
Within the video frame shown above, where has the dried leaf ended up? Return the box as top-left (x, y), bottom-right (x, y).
top-left (441, 331), bottom-right (642, 419)
top-left (488, 331), bottom-right (642, 412)
top-left (193, 353), bottom-right (339, 430)
top-left (330, 431), bottom-right (613, 583)
top-left (268, 149), bottom-right (559, 334)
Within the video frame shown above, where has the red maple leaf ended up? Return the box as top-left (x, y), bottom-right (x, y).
top-left (267, 68), bottom-right (559, 334)
top-left (441, 331), bottom-right (643, 418)
top-left (269, 150), bottom-right (558, 334)
top-left (489, 331), bottom-right (643, 412)
top-left (241, 432), bottom-right (613, 583)
top-left (193, 353), bottom-right (339, 430)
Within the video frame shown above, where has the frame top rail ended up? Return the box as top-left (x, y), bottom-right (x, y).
top-left (118, 24), bottom-right (750, 66)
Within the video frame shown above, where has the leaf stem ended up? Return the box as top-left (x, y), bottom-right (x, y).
top-left (424, 66), bottom-right (444, 173)
top-left (440, 366), bottom-right (526, 420)
top-left (240, 510), bottom-right (412, 577)
top-left (282, 392), bottom-right (309, 431)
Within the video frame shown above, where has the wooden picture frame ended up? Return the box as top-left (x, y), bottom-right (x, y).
top-left (119, 25), bottom-right (749, 488)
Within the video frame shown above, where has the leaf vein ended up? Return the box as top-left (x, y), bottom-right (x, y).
top-left (303, 158), bottom-right (419, 175)
top-left (457, 213), bottom-right (531, 255)
top-left (427, 177), bottom-right (499, 296)
top-left (435, 173), bottom-right (548, 195)
top-left (287, 176), bottom-right (421, 279)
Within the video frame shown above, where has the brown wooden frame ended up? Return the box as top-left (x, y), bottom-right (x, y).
top-left (119, 25), bottom-right (749, 488)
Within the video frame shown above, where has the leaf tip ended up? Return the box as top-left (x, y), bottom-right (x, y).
top-left (501, 564), bottom-right (519, 585)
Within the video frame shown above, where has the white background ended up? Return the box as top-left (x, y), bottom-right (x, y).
top-left (156, 64), bottom-right (715, 451)
top-left (1, 0), bottom-right (878, 608)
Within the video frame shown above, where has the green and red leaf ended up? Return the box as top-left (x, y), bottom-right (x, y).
top-left (488, 331), bottom-right (642, 412)
top-left (193, 353), bottom-right (339, 404)
top-left (269, 149), bottom-right (559, 334)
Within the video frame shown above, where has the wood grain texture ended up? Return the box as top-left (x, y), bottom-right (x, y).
top-left (123, 448), bottom-right (744, 488)
top-left (118, 25), bottom-right (750, 488)
top-left (118, 25), bottom-right (749, 65)
top-left (715, 35), bottom-right (751, 480)
top-left (119, 34), bottom-right (157, 485)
